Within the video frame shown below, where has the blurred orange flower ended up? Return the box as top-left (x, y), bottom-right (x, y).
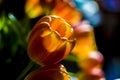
top-left (25, 0), bottom-right (82, 25)
top-left (27, 15), bottom-right (75, 65)
top-left (77, 71), bottom-right (105, 80)
top-left (25, 0), bottom-right (43, 18)
top-left (51, 0), bottom-right (82, 25)
top-left (71, 21), bottom-right (104, 77)
top-left (79, 51), bottom-right (103, 71)
top-left (72, 21), bottom-right (97, 57)
top-left (24, 64), bottom-right (71, 80)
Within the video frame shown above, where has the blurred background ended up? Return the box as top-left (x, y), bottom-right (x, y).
top-left (0, 0), bottom-right (120, 80)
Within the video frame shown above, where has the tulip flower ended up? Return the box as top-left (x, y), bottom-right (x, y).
top-left (27, 15), bottom-right (75, 65)
top-left (76, 51), bottom-right (103, 71)
top-left (71, 20), bottom-right (97, 57)
top-left (24, 0), bottom-right (55, 18)
top-left (24, 64), bottom-right (71, 80)
top-left (40, 0), bottom-right (56, 7)
top-left (71, 20), bottom-right (103, 62)
top-left (88, 67), bottom-right (104, 78)
top-left (76, 51), bottom-right (104, 78)
top-left (25, 0), bottom-right (43, 18)
top-left (77, 71), bottom-right (105, 80)
top-left (25, 0), bottom-right (82, 25)
top-left (51, 0), bottom-right (82, 25)
top-left (71, 21), bottom-right (104, 77)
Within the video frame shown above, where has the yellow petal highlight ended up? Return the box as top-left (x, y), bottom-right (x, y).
top-left (25, 0), bottom-right (43, 18)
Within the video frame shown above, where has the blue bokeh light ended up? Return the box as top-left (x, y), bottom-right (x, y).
top-left (101, 0), bottom-right (120, 12)
top-left (73, 0), bottom-right (102, 27)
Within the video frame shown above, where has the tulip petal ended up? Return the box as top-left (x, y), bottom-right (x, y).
top-left (27, 15), bottom-right (75, 65)
top-left (24, 64), bottom-right (71, 80)
top-left (51, 0), bottom-right (82, 25)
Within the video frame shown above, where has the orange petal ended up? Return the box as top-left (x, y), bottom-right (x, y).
top-left (72, 21), bottom-right (97, 56)
top-left (24, 64), bottom-right (71, 80)
top-left (27, 15), bottom-right (75, 65)
top-left (77, 71), bottom-right (105, 80)
top-left (51, 0), bottom-right (82, 25)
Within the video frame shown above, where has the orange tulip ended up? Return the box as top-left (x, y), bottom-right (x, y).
top-left (24, 0), bottom-right (56, 18)
top-left (27, 15), bottom-right (75, 65)
top-left (77, 71), bottom-right (105, 80)
top-left (71, 21), bottom-right (104, 76)
top-left (51, 0), bottom-right (82, 25)
top-left (25, 0), bottom-right (82, 25)
top-left (72, 21), bottom-right (97, 57)
top-left (87, 67), bottom-right (104, 78)
top-left (40, 0), bottom-right (56, 7)
top-left (25, 0), bottom-right (43, 18)
top-left (79, 51), bottom-right (103, 71)
top-left (24, 64), bottom-right (71, 80)
top-left (71, 20), bottom-right (104, 63)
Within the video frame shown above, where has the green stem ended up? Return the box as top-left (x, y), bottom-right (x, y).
top-left (16, 60), bottom-right (35, 80)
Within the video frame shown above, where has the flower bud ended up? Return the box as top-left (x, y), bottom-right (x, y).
top-left (27, 15), bottom-right (75, 65)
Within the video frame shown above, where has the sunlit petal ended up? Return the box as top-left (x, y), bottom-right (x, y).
top-left (27, 15), bottom-right (75, 65)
